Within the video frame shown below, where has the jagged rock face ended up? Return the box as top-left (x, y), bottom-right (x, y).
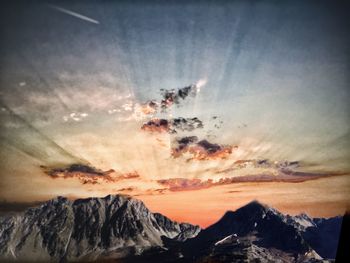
top-left (205, 235), bottom-right (316, 263)
top-left (0, 196), bottom-right (73, 262)
top-left (188, 201), bottom-right (311, 254)
top-left (153, 213), bottom-right (200, 241)
top-left (286, 213), bottom-right (316, 232)
top-left (120, 201), bottom-right (338, 263)
top-left (180, 201), bottom-right (326, 262)
top-left (0, 195), bottom-right (200, 262)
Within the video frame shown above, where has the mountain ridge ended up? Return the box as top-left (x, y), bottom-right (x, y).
top-left (0, 194), bottom-right (200, 262)
top-left (0, 195), bottom-right (342, 262)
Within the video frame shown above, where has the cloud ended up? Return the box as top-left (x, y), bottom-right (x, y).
top-left (171, 117), bottom-right (204, 132)
top-left (216, 159), bottom-right (300, 174)
top-left (160, 84), bottom-right (200, 110)
top-left (125, 81), bottom-right (206, 121)
top-left (105, 81), bottom-right (206, 122)
top-left (172, 137), bottom-right (234, 160)
top-left (141, 119), bottom-right (170, 133)
top-left (157, 171), bottom-right (343, 192)
top-left (132, 187), bottom-right (168, 196)
top-left (121, 102), bottom-right (133, 111)
top-left (107, 108), bottom-right (122, 114)
top-left (132, 102), bottom-right (159, 120)
top-left (108, 81), bottom-right (207, 123)
top-left (63, 112), bottom-right (89, 122)
top-left (2, 72), bottom-right (134, 126)
top-left (138, 101), bottom-right (159, 115)
top-left (44, 164), bottom-right (140, 185)
top-left (157, 178), bottom-right (214, 191)
top-left (172, 135), bottom-right (198, 148)
top-left (141, 117), bottom-right (203, 134)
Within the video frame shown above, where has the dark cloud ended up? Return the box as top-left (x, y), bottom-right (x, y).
top-left (172, 136), bottom-right (199, 152)
top-left (141, 119), bottom-right (170, 133)
top-left (160, 84), bottom-right (199, 110)
top-left (172, 137), bottom-right (234, 160)
top-left (197, 140), bottom-right (224, 154)
top-left (46, 164), bottom-right (107, 175)
top-left (136, 83), bottom-right (201, 117)
top-left (177, 136), bottom-right (199, 146)
top-left (43, 164), bottom-right (139, 184)
top-left (141, 117), bottom-right (203, 134)
top-left (64, 164), bottom-right (107, 175)
top-left (172, 117), bottom-right (203, 132)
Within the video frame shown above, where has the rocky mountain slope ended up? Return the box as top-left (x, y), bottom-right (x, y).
top-left (140, 201), bottom-right (342, 263)
top-left (176, 201), bottom-right (323, 263)
top-left (0, 195), bottom-right (200, 262)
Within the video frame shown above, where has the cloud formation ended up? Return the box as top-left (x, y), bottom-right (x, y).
top-left (141, 117), bottom-right (203, 134)
top-left (157, 171), bottom-right (342, 192)
top-left (44, 164), bottom-right (139, 184)
top-left (160, 83), bottom-right (202, 110)
top-left (138, 101), bottom-right (159, 115)
top-left (157, 178), bottom-right (213, 191)
top-left (172, 117), bottom-right (203, 132)
top-left (141, 119), bottom-right (170, 133)
top-left (171, 136), bottom-right (234, 160)
top-left (130, 81), bottom-right (205, 120)
top-left (216, 159), bottom-right (300, 174)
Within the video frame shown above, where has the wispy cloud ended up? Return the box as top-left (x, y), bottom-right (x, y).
top-left (63, 112), bottom-right (89, 122)
top-left (157, 178), bottom-right (213, 191)
top-left (157, 171), bottom-right (344, 192)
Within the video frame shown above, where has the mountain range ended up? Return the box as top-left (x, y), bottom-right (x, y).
top-left (0, 195), bottom-right (342, 262)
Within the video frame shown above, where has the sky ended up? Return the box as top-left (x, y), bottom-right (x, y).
top-left (0, 0), bottom-right (349, 227)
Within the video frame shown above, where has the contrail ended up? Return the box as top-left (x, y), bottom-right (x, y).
top-left (48, 5), bottom-right (99, 24)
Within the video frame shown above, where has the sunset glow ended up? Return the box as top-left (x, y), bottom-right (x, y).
top-left (0, 1), bottom-right (349, 230)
